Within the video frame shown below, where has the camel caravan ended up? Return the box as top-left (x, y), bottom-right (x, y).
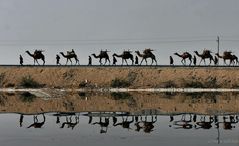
top-left (23, 48), bottom-right (238, 66)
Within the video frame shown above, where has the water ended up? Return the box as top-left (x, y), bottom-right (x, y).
top-left (0, 91), bottom-right (238, 146)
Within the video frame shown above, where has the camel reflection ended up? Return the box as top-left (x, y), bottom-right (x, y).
top-left (92, 117), bottom-right (110, 133)
top-left (60, 115), bottom-right (79, 130)
top-left (171, 114), bottom-right (194, 129)
top-left (135, 115), bottom-right (157, 133)
top-left (27, 113), bottom-right (45, 128)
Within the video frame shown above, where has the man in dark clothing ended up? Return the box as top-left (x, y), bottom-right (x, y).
top-left (88, 56), bottom-right (92, 65)
top-left (20, 55), bottom-right (23, 66)
top-left (135, 56), bottom-right (139, 65)
top-left (56, 54), bottom-right (61, 65)
top-left (113, 56), bottom-right (117, 65)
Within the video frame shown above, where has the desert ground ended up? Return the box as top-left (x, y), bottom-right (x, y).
top-left (0, 66), bottom-right (238, 88)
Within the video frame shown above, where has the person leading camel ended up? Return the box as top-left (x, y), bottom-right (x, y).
top-left (19, 55), bottom-right (23, 66)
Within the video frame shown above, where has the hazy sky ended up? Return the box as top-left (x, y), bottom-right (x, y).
top-left (0, 0), bottom-right (239, 65)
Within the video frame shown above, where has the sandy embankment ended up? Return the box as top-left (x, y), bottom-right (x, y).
top-left (0, 66), bottom-right (238, 88)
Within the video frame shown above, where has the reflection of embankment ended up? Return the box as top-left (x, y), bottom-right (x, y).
top-left (0, 92), bottom-right (238, 114)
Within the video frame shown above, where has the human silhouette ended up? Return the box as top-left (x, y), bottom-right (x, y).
top-left (113, 56), bottom-right (117, 65)
top-left (170, 56), bottom-right (174, 65)
top-left (193, 55), bottom-right (197, 66)
top-left (19, 114), bottom-right (24, 127)
top-left (88, 56), bottom-right (92, 65)
top-left (135, 56), bottom-right (139, 65)
top-left (214, 56), bottom-right (219, 65)
top-left (19, 55), bottom-right (23, 65)
top-left (56, 54), bottom-right (61, 65)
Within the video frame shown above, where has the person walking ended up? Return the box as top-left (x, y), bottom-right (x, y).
top-left (20, 55), bottom-right (23, 66)
top-left (135, 56), bottom-right (139, 65)
top-left (56, 54), bottom-right (61, 65)
top-left (88, 56), bottom-right (92, 65)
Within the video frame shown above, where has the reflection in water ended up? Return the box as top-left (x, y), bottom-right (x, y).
top-left (0, 112), bottom-right (237, 146)
top-left (0, 91), bottom-right (239, 146)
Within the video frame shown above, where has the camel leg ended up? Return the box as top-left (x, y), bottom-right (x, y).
top-left (125, 59), bottom-right (128, 66)
top-left (121, 59), bottom-right (124, 65)
top-left (69, 59), bottom-right (72, 65)
top-left (104, 59), bottom-right (107, 65)
top-left (140, 59), bottom-right (144, 65)
top-left (99, 58), bottom-right (102, 65)
top-left (189, 59), bottom-right (192, 66)
top-left (154, 59), bottom-right (157, 65)
top-left (36, 59), bottom-right (40, 65)
top-left (42, 58), bottom-right (45, 65)
top-left (107, 58), bottom-right (111, 65)
top-left (204, 59), bottom-right (206, 66)
top-left (181, 59), bottom-right (185, 65)
top-left (145, 59), bottom-right (148, 65)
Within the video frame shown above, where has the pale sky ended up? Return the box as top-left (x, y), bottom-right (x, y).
top-left (0, 0), bottom-right (239, 65)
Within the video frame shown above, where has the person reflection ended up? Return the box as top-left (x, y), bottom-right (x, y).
top-left (19, 114), bottom-right (24, 127)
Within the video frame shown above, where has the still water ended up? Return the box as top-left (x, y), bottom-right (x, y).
top-left (0, 91), bottom-right (238, 146)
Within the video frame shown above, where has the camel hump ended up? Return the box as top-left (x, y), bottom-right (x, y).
top-left (224, 51), bottom-right (232, 56)
top-left (143, 48), bottom-right (154, 54)
top-left (203, 49), bottom-right (211, 55)
top-left (34, 50), bottom-right (44, 55)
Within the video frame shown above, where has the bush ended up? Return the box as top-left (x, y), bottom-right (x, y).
top-left (19, 76), bottom-right (42, 88)
top-left (19, 92), bottom-right (36, 102)
top-left (110, 78), bottom-right (130, 88)
top-left (111, 92), bottom-right (133, 100)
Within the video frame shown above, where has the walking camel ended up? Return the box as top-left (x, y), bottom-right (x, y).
top-left (174, 52), bottom-right (192, 65)
top-left (27, 114), bottom-right (46, 128)
top-left (92, 50), bottom-right (110, 65)
top-left (135, 48), bottom-right (157, 65)
top-left (215, 51), bottom-right (236, 65)
top-left (60, 51), bottom-right (79, 65)
top-left (26, 50), bottom-right (45, 65)
top-left (113, 51), bottom-right (134, 65)
top-left (194, 50), bottom-right (214, 65)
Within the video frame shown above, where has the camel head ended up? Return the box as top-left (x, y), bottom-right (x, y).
top-left (174, 52), bottom-right (179, 55)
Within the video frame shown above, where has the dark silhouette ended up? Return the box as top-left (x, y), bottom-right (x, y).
top-left (170, 56), bottom-right (174, 65)
top-left (172, 114), bottom-right (193, 129)
top-left (174, 52), bottom-right (192, 66)
top-left (19, 114), bottom-right (24, 127)
top-left (113, 51), bottom-right (134, 65)
top-left (113, 116), bottom-right (134, 130)
top-left (113, 56), bottom-right (117, 65)
top-left (60, 116), bottom-right (79, 130)
top-left (214, 56), bottom-right (219, 65)
top-left (194, 50), bottom-right (214, 65)
top-left (215, 51), bottom-right (236, 65)
top-left (27, 114), bottom-right (46, 128)
top-left (60, 51), bottom-right (79, 65)
top-left (135, 116), bottom-right (157, 133)
top-left (92, 50), bottom-right (110, 65)
top-left (135, 56), bottom-right (139, 65)
top-left (195, 115), bottom-right (214, 129)
top-left (92, 117), bottom-right (110, 133)
top-left (56, 54), bottom-right (61, 65)
top-left (19, 55), bottom-right (23, 65)
top-left (135, 48), bottom-right (157, 65)
top-left (26, 50), bottom-right (45, 65)
top-left (193, 55), bottom-right (197, 66)
top-left (88, 56), bottom-right (92, 65)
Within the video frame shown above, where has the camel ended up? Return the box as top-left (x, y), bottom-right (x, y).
top-left (26, 50), bottom-right (45, 65)
top-left (60, 116), bottom-right (79, 130)
top-left (27, 114), bottom-right (45, 128)
top-left (231, 55), bottom-right (239, 66)
top-left (92, 117), bottom-right (110, 133)
top-left (194, 50), bottom-right (214, 65)
top-left (60, 51), bottom-right (79, 65)
top-left (174, 52), bottom-right (192, 65)
top-left (215, 51), bottom-right (236, 65)
top-left (92, 50), bottom-right (110, 65)
top-left (135, 49), bottom-right (157, 65)
top-left (113, 51), bottom-right (134, 65)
